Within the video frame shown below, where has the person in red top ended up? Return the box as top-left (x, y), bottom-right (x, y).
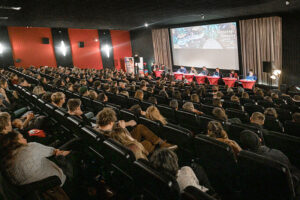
top-left (229, 70), bottom-right (238, 78)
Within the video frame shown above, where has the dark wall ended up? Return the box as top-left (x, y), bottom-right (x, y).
top-left (282, 12), bottom-right (300, 86)
top-left (130, 29), bottom-right (154, 70)
top-left (0, 26), bottom-right (14, 67)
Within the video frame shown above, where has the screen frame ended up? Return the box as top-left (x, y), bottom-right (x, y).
top-left (168, 20), bottom-right (243, 74)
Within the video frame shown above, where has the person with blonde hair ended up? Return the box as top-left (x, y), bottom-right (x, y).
top-left (182, 102), bottom-right (203, 115)
top-left (241, 92), bottom-right (249, 99)
top-left (51, 92), bottom-right (65, 108)
top-left (207, 121), bottom-right (241, 157)
top-left (145, 106), bottom-right (167, 125)
top-left (190, 94), bottom-right (200, 103)
top-left (264, 107), bottom-right (278, 119)
top-left (134, 90), bottom-right (144, 101)
top-left (230, 95), bottom-right (240, 103)
top-left (32, 86), bottom-right (45, 97)
top-left (111, 127), bottom-right (148, 160)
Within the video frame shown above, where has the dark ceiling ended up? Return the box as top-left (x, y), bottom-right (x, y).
top-left (0, 0), bottom-right (299, 30)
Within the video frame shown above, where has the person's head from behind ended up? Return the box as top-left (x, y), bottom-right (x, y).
top-left (41, 92), bottom-right (53, 103)
top-left (134, 90), bottom-right (144, 101)
top-left (173, 90), bottom-right (181, 100)
top-left (231, 95), bottom-right (240, 103)
top-left (96, 108), bottom-right (117, 129)
top-left (120, 90), bottom-right (129, 98)
top-left (149, 148), bottom-right (179, 177)
top-left (32, 86), bottom-right (45, 96)
top-left (0, 131), bottom-right (27, 168)
top-left (169, 99), bottom-right (178, 110)
top-left (191, 94), bottom-right (200, 103)
top-left (237, 86), bottom-right (244, 94)
top-left (292, 112), bottom-right (300, 123)
top-left (79, 86), bottom-right (89, 96)
top-left (213, 98), bottom-right (222, 107)
top-left (271, 93), bottom-right (279, 99)
top-left (67, 98), bottom-right (83, 116)
top-left (93, 80), bottom-right (101, 89)
top-left (250, 112), bottom-right (265, 126)
top-left (182, 102), bottom-right (194, 113)
top-left (0, 112), bottom-right (12, 134)
top-left (212, 107), bottom-right (228, 121)
top-left (240, 130), bottom-right (261, 152)
top-left (207, 121), bottom-right (228, 139)
top-left (129, 104), bottom-right (145, 116)
top-left (264, 108), bottom-right (278, 118)
top-left (0, 78), bottom-right (8, 89)
top-left (146, 106), bottom-right (167, 125)
top-left (148, 97), bottom-right (157, 105)
top-left (241, 92), bottom-right (249, 99)
top-left (97, 93), bottom-right (108, 102)
top-left (256, 89), bottom-right (264, 97)
top-left (88, 90), bottom-right (98, 100)
top-left (51, 92), bottom-right (65, 107)
top-left (264, 96), bottom-right (273, 103)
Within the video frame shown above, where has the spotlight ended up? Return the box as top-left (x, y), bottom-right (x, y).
top-left (0, 43), bottom-right (4, 54)
top-left (0, 6), bottom-right (22, 10)
top-left (270, 75), bottom-right (276, 80)
top-left (144, 23), bottom-right (149, 27)
top-left (94, 38), bottom-right (99, 42)
top-left (59, 41), bottom-right (67, 56)
top-left (286, 0), bottom-right (290, 5)
top-left (273, 69), bottom-right (281, 76)
top-left (102, 44), bottom-right (111, 58)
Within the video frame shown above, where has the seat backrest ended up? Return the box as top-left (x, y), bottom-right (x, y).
top-left (284, 120), bottom-right (300, 137)
top-left (244, 103), bottom-right (264, 115)
top-left (140, 100), bottom-right (153, 111)
top-left (222, 101), bottom-right (243, 111)
top-left (154, 95), bottom-right (169, 105)
top-left (157, 104), bottom-right (177, 124)
top-left (161, 123), bottom-right (192, 147)
top-left (120, 109), bottom-right (138, 122)
top-left (132, 160), bottom-right (180, 200)
top-left (128, 97), bottom-right (140, 108)
top-left (275, 108), bottom-right (292, 122)
top-left (176, 110), bottom-right (200, 133)
top-left (264, 116), bottom-right (284, 132)
top-left (263, 131), bottom-right (300, 168)
top-left (182, 186), bottom-right (217, 200)
top-left (193, 135), bottom-right (238, 196)
top-left (238, 150), bottom-right (295, 200)
top-left (91, 100), bottom-right (104, 113)
top-left (115, 94), bottom-right (128, 108)
top-left (225, 108), bottom-right (249, 123)
top-left (201, 104), bottom-right (215, 115)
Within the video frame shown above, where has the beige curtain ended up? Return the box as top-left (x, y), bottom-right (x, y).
top-left (152, 28), bottom-right (173, 71)
top-left (239, 17), bottom-right (282, 85)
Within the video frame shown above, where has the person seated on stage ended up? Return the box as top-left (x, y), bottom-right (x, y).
top-left (213, 68), bottom-right (221, 77)
top-left (190, 67), bottom-right (198, 75)
top-left (200, 66), bottom-right (209, 75)
top-left (246, 69), bottom-right (257, 81)
top-left (177, 66), bottom-right (187, 74)
top-left (229, 70), bottom-right (238, 78)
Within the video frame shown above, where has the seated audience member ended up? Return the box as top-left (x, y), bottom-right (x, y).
top-left (88, 90), bottom-right (98, 100)
top-left (212, 98), bottom-right (223, 108)
top-left (212, 107), bottom-right (241, 124)
top-left (129, 104), bottom-right (146, 117)
top-left (207, 121), bottom-right (241, 157)
top-left (177, 66), bottom-right (187, 74)
top-left (148, 96), bottom-right (157, 105)
top-left (172, 91), bottom-right (182, 100)
top-left (93, 80), bottom-right (101, 90)
top-left (271, 93), bottom-right (279, 100)
top-left (95, 108), bottom-right (176, 152)
top-left (159, 90), bottom-right (169, 98)
top-left (32, 86), bottom-right (45, 97)
top-left (264, 96), bottom-right (273, 103)
top-left (227, 88), bottom-right (235, 97)
top-left (237, 86), bottom-right (245, 95)
top-left (240, 130), bottom-right (300, 193)
top-left (0, 131), bottom-right (70, 186)
top-left (51, 92), bottom-right (66, 109)
top-left (145, 106), bottom-right (167, 125)
top-left (247, 112), bottom-right (269, 136)
top-left (191, 94), bottom-right (200, 103)
top-left (169, 99), bottom-right (179, 110)
top-left (111, 127), bottom-right (148, 160)
top-left (150, 149), bottom-right (212, 194)
top-left (12, 112), bottom-right (35, 131)
top-left (213, 91), bottom-right (224, 100)
top-left (230, 95), bottom-right (240, 103)
top-left (182, 102), bottom-right (203, 115)
top-left (120, 90), bottom-right (129, 98)
top-left (110, 86), bottom-right (119, 95)
top-left (134, 90), bottom-right (144, 101)
top-left (211, 85), bottom-right (219, 94)
top-left (67, 99), bottom-right (92, 126)
top-left (97, 93), bottom-right (108, 103)
top-left (41, 92), bottom-right (53, 103)
top-left (66, 83), bottom-right (74, 92)
top-left (264, 107), bottom-right (279, 119)
top-left (241, 92), bottom-right (249, 99)
top-left (79, 86), bottom-right (89, 97)
top-left (292, 112), bottom-right (300, 124)
top-left (0, 112), bottom-right (12, 135)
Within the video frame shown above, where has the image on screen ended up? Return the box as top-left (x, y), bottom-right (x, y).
top-left (171, 22), bottom-right (239, 70)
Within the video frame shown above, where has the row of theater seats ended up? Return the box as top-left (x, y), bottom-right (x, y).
top-left (12, 79), bottom-right (300, 200)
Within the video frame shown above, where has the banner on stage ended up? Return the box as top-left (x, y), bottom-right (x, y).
top-left (124, 57), bottom-right (134, 73)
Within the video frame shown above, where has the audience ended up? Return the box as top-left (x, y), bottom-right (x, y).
top-left (182, 102), bottom-right (203, 115)
top-left (169, 99), bottom-right (179, 110)
top-left (145, 106), bottom-right (167, 125)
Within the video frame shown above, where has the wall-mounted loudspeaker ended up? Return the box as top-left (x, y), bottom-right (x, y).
top-left (78, 42), bottom-right (84, 48)
top-left (263, 61), bottom-right (272, 73)
top-left (42, 38), bottom-right (49, 44)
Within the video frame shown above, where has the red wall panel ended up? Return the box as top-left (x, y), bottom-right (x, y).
top-left (110, 30), bottom-right (132, 70)
top-left (68, 29), bottom-right (103, 69)
top-left (8, 27), bottom-right (57, 67)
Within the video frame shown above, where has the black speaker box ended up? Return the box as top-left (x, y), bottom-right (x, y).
top-left (78, 42), bottom-right (84, 48)
top-left (134, 56), bottom-right (140, 63)
top-left (42, 37), bottom-right (49, 44)
top-left (263, 61), bottom-right (272, 73)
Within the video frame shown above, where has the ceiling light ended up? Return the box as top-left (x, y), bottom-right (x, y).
top-left (286, 0), bottom-right (290, 5)
top-left (0, 43), bottom-right (4, 54)
top-left (0, 17), bottom-right (8, 20)
top-left (144, 23), bottom-right (149, 27)
top-left (0, 6), bottom-right (21, 10)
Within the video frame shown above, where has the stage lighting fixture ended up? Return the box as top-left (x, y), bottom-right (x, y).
top-left (273, 69), bottom-right (281, 76)
top-left (0, 6), bottom-right (22, 10)
top-left (144, 23), bottom-right (149, 27)
top-left (59, 41), bottom-right (67, 56)
top-left (270, 75), bottom-right (276, 80)
top-left (102, 44), bottom-right (111, 58)
top-left (94, 38), bottom-right (99, 42)
top-left (0, 43), bottom-right (4, 54)
top-left (286, 0), bottom-right (290, 5)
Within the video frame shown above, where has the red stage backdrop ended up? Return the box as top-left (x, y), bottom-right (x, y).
top-left (7, 27), bottom-right (57, 67)
top-left (110, 30), bottom-right (132, 70)
top-left (68, 29), bottom-right (103, 69)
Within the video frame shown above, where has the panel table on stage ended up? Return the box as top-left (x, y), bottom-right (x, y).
top-left (154, 70), bottom-right (164, 78)
top-left (184, 74), bottom-right (194, 83)
top-left (174, 72), bottom-right (184, 80)
top-left (207, 76), bottom-right (220, 85)
top-left (240, 79), bottom-right (256, 89)
top-left (195, 75), bottom-right (207, 84)
top-left (222, 77), bottom-right (237, 88)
